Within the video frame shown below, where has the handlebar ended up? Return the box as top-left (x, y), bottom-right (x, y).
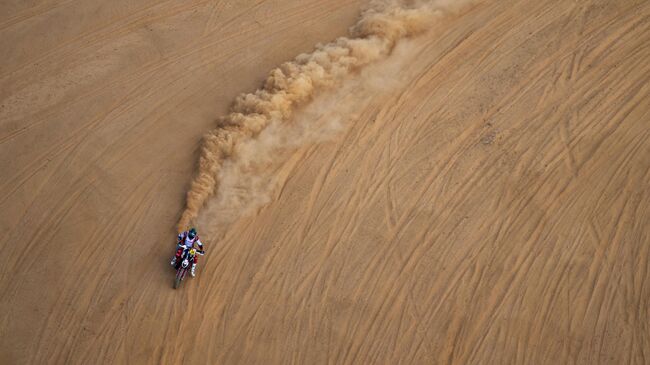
top-left (178, 245), bottom-right (205, 255)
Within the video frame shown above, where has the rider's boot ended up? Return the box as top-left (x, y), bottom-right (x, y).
top-left (191, 263), bottom-right (197, 277)
top-left (171, 257), bottom-right (176, 266)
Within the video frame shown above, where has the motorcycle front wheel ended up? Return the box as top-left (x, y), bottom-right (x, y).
top-left (174, 269), bottom-right (185, 289)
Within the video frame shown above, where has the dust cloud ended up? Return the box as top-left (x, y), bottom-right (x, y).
top-left (178, 0), bottom-right (475, 233)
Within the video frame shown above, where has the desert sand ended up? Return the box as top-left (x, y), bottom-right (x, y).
top-left (1, 0), bottom-right (649, 364)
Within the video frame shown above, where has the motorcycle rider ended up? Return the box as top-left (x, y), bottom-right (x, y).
top-left (171, 227), bottom-right (204, 277)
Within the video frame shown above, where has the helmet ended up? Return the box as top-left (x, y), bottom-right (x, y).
top-left (188, 228), bottom-right (197, 239)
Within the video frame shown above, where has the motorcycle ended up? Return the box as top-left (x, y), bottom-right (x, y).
top-left (173, 247), bottom-right (202, 289)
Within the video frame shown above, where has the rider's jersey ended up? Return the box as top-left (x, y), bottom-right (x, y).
top-left (178, 231), bottom-right (203, 251)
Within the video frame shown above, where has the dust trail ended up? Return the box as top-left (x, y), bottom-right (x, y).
top-left (196, 42), bottom-right (418, 237)
top-left (178, 0), bottom-right (475, 232)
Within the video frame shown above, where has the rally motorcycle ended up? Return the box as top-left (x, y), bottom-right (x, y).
top-left (173, 248), bottom-right (200, 289)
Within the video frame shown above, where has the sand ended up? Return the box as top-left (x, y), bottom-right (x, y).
top-left (1, 0), bottom-right (649, 364)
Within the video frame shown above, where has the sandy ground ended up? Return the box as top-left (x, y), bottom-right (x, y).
top-left (1, 0), bottom-right (649, 364)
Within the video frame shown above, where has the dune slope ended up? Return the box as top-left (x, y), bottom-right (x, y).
top-left (1, 0), bottom-right (649, 364)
